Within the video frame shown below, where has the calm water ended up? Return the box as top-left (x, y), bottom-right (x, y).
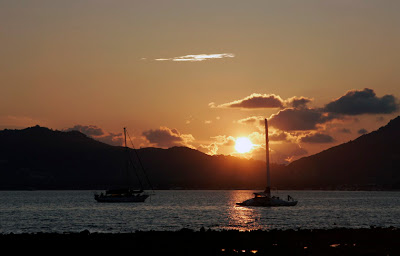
top-left (0, 190), bottom-right (399, 234)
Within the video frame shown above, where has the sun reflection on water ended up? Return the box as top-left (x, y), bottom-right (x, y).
top-left (224, 190), bottom-right (264, 231)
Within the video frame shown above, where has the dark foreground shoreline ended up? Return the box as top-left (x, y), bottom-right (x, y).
top-left (1, 227), bottom-right (399, 255)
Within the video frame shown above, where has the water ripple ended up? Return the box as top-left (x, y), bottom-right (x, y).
top-left (0, 190), bottom-right (399, 233)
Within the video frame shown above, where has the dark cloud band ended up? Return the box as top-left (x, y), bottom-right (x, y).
top-left (324, 88), bottom-right (399, 115)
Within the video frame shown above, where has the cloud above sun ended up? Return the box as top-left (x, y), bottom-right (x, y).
top-left (222, 88), bottom-right (399, 163)
top-left (210, 93), bottom-right (312, 109)
top-left (154, 53), bottom-right (235, 62)
top-left (229, 88), bottom-right (399, 133)
top-left (269, 108), bottom-right (338, 131)
top-left (212, 93), bottom-right (285, 109)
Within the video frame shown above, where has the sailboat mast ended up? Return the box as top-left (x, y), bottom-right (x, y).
top-left (124, 127), bottom-right (130, 188)
top-left (265, 118), bottom-right (271, 197)
top-left (124, 127), bottom-right (127, 148)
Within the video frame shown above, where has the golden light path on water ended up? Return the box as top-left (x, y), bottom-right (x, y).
top-left (224, 191), bottom-right (263, 231)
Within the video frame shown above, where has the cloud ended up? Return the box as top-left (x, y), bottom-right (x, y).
top-left (65, 125), bottom-right (105, 136)
top-left (237, 116), bottom-right (265, 131)
top-left (197, 135), bottom-right (236, 155)
top-left (278, 145), bottom-right (309, 163)
top-left (300, 132), bottom-right (335, 143)
top-left (324, 88), bottom-right (399, 115)
top-left (213, 93), bottom-right (285, 109)
top-left (269, 131), bottom-right (289, 141)
top-left (250, 141), bottom-right (308, 164)
top-left (268, 107), bottom-right (337, 131)
top-left (237, 116), bottom-right (263, 125)
top-left (142, 126), bottom-right (194, 148)
top-left (64, 125), bottom-right (123, 146)
top-left (155, 53), bottom-right (235, 62)
top-left (97, 132), bottom-right (124, 146)
top-left (287, 96), bottom-right (313, 108)
top-left (246, 129), bottom-right (290, 143)
top-left (197, 144), bottom-right (219, 155)
top-left (212, 94), bottom-right (313, 110)
top-left (358, 128), bottom-right (368, 135)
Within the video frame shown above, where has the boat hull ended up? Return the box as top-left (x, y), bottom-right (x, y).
top-left (236, 197), bottom-right (297, 207)
top-left (94, 194), bottom-right (149, 203)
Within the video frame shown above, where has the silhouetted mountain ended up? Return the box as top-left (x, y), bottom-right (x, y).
top-left (281, 116), bottom-right (400, 189)
top-left (0, 125), bottom-right (276, 190)
top-left (1, 116), bottom-right (399, 190)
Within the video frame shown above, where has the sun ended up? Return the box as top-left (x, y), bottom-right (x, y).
top-left (235, 137), bottom-right (253, 154)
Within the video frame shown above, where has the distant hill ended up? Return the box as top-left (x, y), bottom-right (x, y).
top-left (282, 116), bottom-right (400, 190)
top-left (0, 125), bottom-right (276, 190)
top-left (0, 116), bottom-right (399, 190)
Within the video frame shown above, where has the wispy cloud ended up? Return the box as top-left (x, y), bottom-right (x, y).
top-left (210, 93), bottom-right (313, 109)
top-left (154, 53), bottom-right (235, 62)
top-left (197, 135), bottom-right (235, 155)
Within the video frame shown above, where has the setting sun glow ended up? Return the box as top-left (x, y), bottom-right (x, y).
top-left (235, 137), bottom-right (253, 154)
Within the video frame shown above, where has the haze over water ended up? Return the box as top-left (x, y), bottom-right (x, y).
top-left (1, 190), bottom-right (399, 234)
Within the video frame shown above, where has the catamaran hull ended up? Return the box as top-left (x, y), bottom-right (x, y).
top-left (236, 197), bottom-right (298, 207)
top-left (95, 194), bottom-right (149, 203)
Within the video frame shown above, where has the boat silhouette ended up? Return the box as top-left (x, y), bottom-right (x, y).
top-left (237, 119), bottom-right (298, 207)
top-left (95, 128), bottom-right (153, 203)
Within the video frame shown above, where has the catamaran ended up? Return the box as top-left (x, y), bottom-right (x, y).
top-left (237, 119), bottom-right (297, 207)
top-left (95, 128), bottom-right (153, 203)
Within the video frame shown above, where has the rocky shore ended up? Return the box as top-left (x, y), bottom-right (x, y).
top-left (1, 227), bottom-right (399, 255)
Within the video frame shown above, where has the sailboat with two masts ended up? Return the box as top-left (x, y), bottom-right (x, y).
top-left (237, 118), bottom-right (297, 207)
top-left (95, 127), bottom-right (153, 203)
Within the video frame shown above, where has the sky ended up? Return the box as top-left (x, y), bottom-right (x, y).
top-left (1, 0), bottom-right (399, 164)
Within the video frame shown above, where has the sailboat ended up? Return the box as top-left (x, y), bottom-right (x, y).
top-left (236, 119), bottom-right (297, 207)
top-left (94, 128), bottom-right (152, 203)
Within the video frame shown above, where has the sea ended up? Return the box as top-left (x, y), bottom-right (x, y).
top-left (0, 190), bottom-right (399, 234)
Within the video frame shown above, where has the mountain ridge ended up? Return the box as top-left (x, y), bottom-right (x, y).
top-left (0, 126), bottom-right (270, 190)
top-left (282, 116), bottom-right (400, 189)
top-left (0, 116), bottom-right (399, 190)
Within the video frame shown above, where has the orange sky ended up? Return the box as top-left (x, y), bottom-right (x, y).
top-left (1, 1), bottom-right (399, 163)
